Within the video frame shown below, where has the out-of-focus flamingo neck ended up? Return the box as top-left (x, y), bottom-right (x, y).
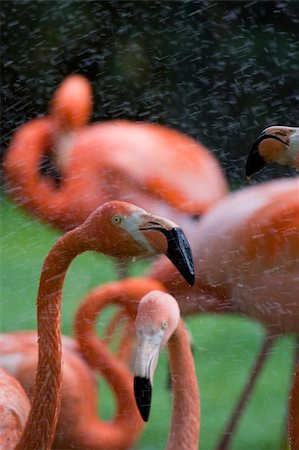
top-left (167, 320), bottom-right (200, 450)
top-left (15, 227), bottom-right (88, 450)
top-left (4, 117), bottom-right (73, 229)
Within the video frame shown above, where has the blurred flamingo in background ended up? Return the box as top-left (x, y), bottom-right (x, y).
top-left (0, 368), bottom-right (30, 449)
top-left (0, 200), bottom-right (194, 449)
top-left (3, 74), bottom-right (228, 246)
top-left (0, 332), bottom-right (100, 449)
top-left (147, 177), bottom-right (299, 449)
top-left (133, 290), bottom-right (200, 450)
top-left (246, 125), bottom-right (299, 178)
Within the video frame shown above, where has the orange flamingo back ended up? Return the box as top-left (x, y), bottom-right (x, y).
top-left (148, 178), bottom-right (299, 333)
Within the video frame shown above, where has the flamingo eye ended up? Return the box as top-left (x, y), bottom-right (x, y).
top-left (162, 320), bottom-right (167, 329)
top-left (112, 214), bottom-right (122, 225)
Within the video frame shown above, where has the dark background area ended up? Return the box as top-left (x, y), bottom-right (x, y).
top-left (1, 0), bottom-right (299, 185)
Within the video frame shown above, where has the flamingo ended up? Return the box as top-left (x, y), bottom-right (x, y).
top-left (145, 177), bottom-right (299, 448)
top-left (0, 200), bottom-right (194, 450)
top-left (0, 332), bottom-right (101, 450)
top-left (133, 290), bottom-right (200, 450)
top-left (0, 279), bottom-right (165, 450)
top-left (3, 74), bottom-right (228, 241)
top-left (246, 126), bottom-right (299, 178)
top-left (289, 361), bottom-right (299, 450)
top-left (0, 368), bottom-right (30, 449)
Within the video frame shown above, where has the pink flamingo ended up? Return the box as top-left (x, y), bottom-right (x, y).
top-left (146, 177), bottom-right (299, 448)
top-left (134, 290), bottom-right (200, 450)
top-left (4, 74), bottom-right (227, 240)
top-left (0, 200), bottom-right (194, 449)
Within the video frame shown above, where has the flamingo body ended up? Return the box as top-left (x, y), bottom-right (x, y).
top-left (149, 177), bottom-right (299, 334)
top-left (0, 332), bottom-right (99, 450)
top-left (0, 368), bottom-right (30, 450)
top-left (146, 178), bottom-right (299, 447)
top-left (4, 75), bottom-right (228, 237)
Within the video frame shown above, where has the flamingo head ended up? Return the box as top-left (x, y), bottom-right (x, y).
top-left (133, 290), bottom-right (180, 421)
top-left (246, 126), bottom-right (298, 178)
top-left (81, 200), bottom-right (195, 286)
top-left (50, 74), bottom-right (92, 130)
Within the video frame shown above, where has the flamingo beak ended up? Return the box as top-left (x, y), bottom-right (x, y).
top-left (134, 376), bottom-right (152, 422)
top-left (160, 227), bottom-right (195, 287)
top-left (246, 133), bottom-right (288, 178)
top-left (133, 335), bottom-right (162, 422)
top-left (139, 220), bottom-right (195, 286)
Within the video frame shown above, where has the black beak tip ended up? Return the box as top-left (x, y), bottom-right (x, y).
top-left (245, 142), bottom-right (267, 178)
top-left (166, 228), bottom-right (195, 286)
top-left (134, 376), bottom-right (152, 422)
top-left (184, 269), bottom-right (195, 287)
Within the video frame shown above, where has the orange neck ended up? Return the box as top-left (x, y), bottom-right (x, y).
top-left (16, 227), bottom-right (87, 450)
top-left (4, 117), bottom-right (76, 231)
top-left (167, 320), bottom-right (200, 450)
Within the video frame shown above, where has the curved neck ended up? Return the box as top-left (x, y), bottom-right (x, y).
top-left (75, 329), bottom-right (143, 448)
top-left (73, 282), bottom-right (166, 447)
top-left (167, 320), bottom-right (200, 450)
top-left (5, 117), bottom-right (73, 231)
top-left (16, 227), bottom-right (87, 450)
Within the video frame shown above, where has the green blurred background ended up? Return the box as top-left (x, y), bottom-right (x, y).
top-left (1, 1), bottom-right (299, 449)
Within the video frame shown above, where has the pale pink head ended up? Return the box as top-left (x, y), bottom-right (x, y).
top-left (133, 290), bottom-right (180, 421)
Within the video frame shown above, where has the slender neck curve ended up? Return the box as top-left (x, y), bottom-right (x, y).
top-left (6, 118), bottom-right (56, 197)
top-left (166, 320), bottom-right (200, 450)
top-left (16, 227), bottom-right (87, 450)
top-left (5, 117), bottom-right (74, 231)
top-left (75, 323), bottom-right (143, 448)
top-left (72, 280), bottom-right (165, 448)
